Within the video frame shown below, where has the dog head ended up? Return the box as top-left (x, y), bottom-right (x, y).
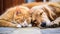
top-left (31, 6), bottom-right (44, 27)
top-left (31, 5), bottom-right (53, 27)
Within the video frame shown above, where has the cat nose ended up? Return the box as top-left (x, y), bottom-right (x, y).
top-left (41, 22), bottom-right (46, 27)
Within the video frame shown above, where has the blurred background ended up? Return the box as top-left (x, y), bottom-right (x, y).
top-left (0, 0), bottom-right (60, 15)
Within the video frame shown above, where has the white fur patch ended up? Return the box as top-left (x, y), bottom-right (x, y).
top-left (53, 17), bottom-right (60, 25)
top-left (21, 20), bottom-right (28, 26)
top-left (17, 24), bottom-right (21, 28)
top-left (42, 12), bottom-right (51, 26)
top-left (28, 24), bottom-right (32, 27)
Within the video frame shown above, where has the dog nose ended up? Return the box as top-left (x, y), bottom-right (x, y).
top-left (41, 22), bottom-right (46, 27)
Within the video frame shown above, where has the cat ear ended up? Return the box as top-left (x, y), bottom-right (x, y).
top-left (16, 11), bottom-right (19, 15)
top-left (16, 6), bottom-right (21, 15)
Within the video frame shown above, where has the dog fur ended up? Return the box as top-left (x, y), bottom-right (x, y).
top-left (31, 2), bottom-right (60, 28)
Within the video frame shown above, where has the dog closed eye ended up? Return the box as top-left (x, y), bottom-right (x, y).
top-left (40, 12), bottom-right (43, 16)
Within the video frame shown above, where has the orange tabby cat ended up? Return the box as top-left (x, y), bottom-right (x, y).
top-left (0, 6), bottom-right (31, 27)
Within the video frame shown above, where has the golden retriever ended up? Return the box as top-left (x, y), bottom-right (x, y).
top-left (31, 2), bottom-right (60, 28)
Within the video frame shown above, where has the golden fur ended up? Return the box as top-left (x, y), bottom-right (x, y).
top-left (31, 2), bottom-right (60, 27)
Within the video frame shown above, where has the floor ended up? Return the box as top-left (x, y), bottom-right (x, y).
top-left (0, 27), bottom-right (60, 34)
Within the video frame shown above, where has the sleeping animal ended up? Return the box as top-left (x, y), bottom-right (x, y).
top-left (31, 2), bottom-right (60, 28)
top-left (0, 6), bottom-right (32, 27)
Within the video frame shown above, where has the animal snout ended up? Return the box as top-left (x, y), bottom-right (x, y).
top-left (41, 22), bottom-right (46, 27)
